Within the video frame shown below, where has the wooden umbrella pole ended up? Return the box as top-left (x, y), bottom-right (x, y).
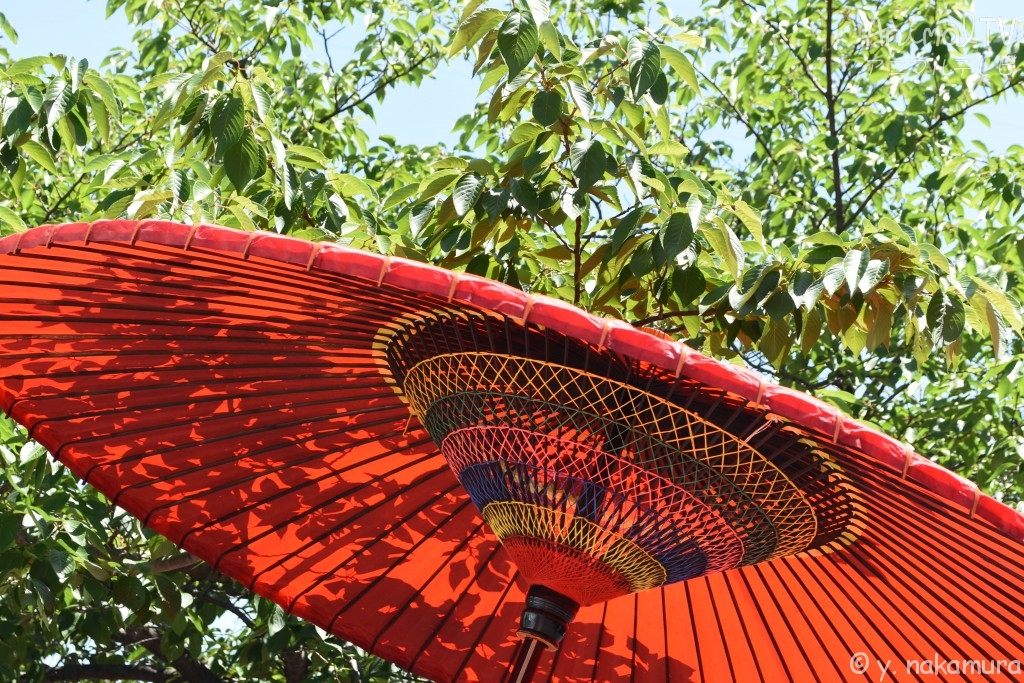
top-left (505, 638), bottom-right (544, 683)
top-left (504, 586), bottom-right (579, 683)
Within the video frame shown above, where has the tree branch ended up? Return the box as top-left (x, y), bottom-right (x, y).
top-left (150, 552), bottom-right (202, 574)
top-left (632, 309), bottom-right (702, 327)
top-left (40, 664), bottom-right (169, 682)
top-left (737, 0), bottom-right (825, 96)
top-left (693, 64), bottom-right (778, 166)
top-left (824, 0), bottom-right (845, 233)
top-left (40, 127), bottom-right (138, 224)
top-left (282, 648), bottom-right (308, 683)
top-left (845, 73), bottom-right (1024, 226)
top-left (118, 627), bottom-right (224, 683)
top-left (187, 589), bottom-right (257, 629)
top-left (316, 50), bottom-right (433, 124)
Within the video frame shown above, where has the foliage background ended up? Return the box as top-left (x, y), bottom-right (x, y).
top-left (1, 0), bottom-right (1023, 680)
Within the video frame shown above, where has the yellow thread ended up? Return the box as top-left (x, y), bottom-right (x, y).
top-left (483, 501), bottom-right (667, 593)
top-left (403, 352), bottom-right (840, 561)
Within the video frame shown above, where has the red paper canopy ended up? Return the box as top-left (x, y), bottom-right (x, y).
top-left (0, 220), bottom-right (1022, 682)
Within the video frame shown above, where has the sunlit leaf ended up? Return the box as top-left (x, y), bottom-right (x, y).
top-left (497, 10), bottom-right (539, 80)
top-left (627, 37), bottom-right (661, 100)
top-left (453, 172), bottom-right (484, 216)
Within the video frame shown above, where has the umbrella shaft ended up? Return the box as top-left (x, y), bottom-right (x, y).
top-left (506, 638), bottom-right (543, 683)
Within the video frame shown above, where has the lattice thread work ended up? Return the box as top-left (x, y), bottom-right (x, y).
top-left (384, 312), bottom-right (861, 607)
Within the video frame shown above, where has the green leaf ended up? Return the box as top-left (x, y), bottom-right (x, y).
top-left (453, 172), bottom-right (484, 216)
top-left (843, 248), bottom-right (869, 294)
top-left (20, 139), bottom-right (58, 173)
top-left (673, 266), bottom-right (706, 304)
top-left (704, 216), bottom-right (743, 278)
top-left (650, 72), bottom-right (668, 105)
top-left (570, 139), bottom-right (606, 190)
top-left (268, 605), bottom-right (288, 637)
top-left (251, 84), bottom-right (273, 123)
top-left (984, 299), bottom-right (1009, 358)
top-left (170, 169), bottom-right (191, 201)
top-left (609, 205), bottom-right (647, 256)
top-left (510, 178), bottom-right (539, 214)
top-left (919, 243), bottom-right (950, 275)
top-left (287, 145), bottom-right (330, 168)
top-left (759, 319), bottom-right (790, 365)
top-left (70, 58), bottom-right (88, 93)
top-left (538, 20), bottom-right (561, 60)
top-left (972, 280), bottom-right (1023, 332)
top-left (212, 95), bottom-right (246, 156)
top-left (659, 44), bottom-right (699, 91)
top-left (560, 188), bottom-right (585, 220)
top-left (521, 0), bottom-right (549, 25)
top-left (627, 37), bottom-right (661, 100)
top-left (0, 11), bottom-right (18, 43)
top-left (457, 0), bottom-right (489, 25)
top-left (883, 118), bottom-right (903, 152)
top-left (686, 193), bottom-right (704, 228)
top-left (44, 77), bottom-right (73, 130)
top-left (48, 549), bottom-right (75, 582)
top-left (822, 261), bottom-right (846, 295)
top-left (382, 183), bottom-right (419, 211)
top-left (418, 169), bottom-right (461, 199)
top-left (648, 140), bottom-right (688, 159)
top-left (6, 56), bottom-right (49, 78)
top-left (801, 307), bottom-right (822, 355)
top-left (0, 204), bottom-right (26, 232)
top-left (448, 8), bottom-right (505, 57)
top-left (567, 80), bottom-right (594, 120)
top-left (926, 290), bottom-right (965, 345)
top-left (858, 259), bottom-right (889, 293)
top-left (497, 10), bottom-right (539, 80)
top-left (630, 238), bottom-right (654, 278)
top-left (792, 271), bottom-right (825, 309)
top-left (196, 51), bottom-right (233, 88)
top-left (764, 290), bottom-right (796, 321)
top-left (531, 90), bottom-right (562, 126)
top-left (660, 212), bottom-right (693, 263)
top-left (85, 72), bottom-right (121, 124)
top-left (410, 201), bottom-right (435, 236)
top-left (731, 200), bottom-right (763, 245)
top-left (224, 129), bottom-right (265, 190)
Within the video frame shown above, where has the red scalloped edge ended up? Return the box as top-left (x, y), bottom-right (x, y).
top-left (2, 220), bottom-right (1022, 544)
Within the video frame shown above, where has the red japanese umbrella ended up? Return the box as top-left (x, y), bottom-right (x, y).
top-left (1, 220), bottom-right (1023, 682)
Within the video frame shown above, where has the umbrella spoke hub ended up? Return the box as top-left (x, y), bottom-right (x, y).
top-left (386, 313), bottom-right (863, 609)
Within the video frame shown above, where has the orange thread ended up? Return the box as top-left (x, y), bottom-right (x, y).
top-left (11, 230), bottom-right (27, 254)
top-left (305, 243), bottom-right (322, 271)
top-left (674, 343), bottom-right (691, 379)
top-left (521, 295), bottom-right (535, 325)
top-left (447, 273), bottom-right (461, 302)
top-left (376, 257), bottom-right (392, 286)
top-left (755, 379), bottom-right (767, 405)
top-left (597, 319), bottom-right (611, 351)
top-left (184, 224), bottom-right (200, 251)
top-left (241, 232), bottom-right (258, 259)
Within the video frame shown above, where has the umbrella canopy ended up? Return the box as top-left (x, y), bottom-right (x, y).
top-left (1, 219), bottom-right (1023, 682)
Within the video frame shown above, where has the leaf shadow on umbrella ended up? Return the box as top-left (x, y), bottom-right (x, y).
top-left (4, 238), bottom-right (1024, 682)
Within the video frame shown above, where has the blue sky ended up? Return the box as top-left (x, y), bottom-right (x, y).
top-left (2, 0), bottom-right (1022, 151)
